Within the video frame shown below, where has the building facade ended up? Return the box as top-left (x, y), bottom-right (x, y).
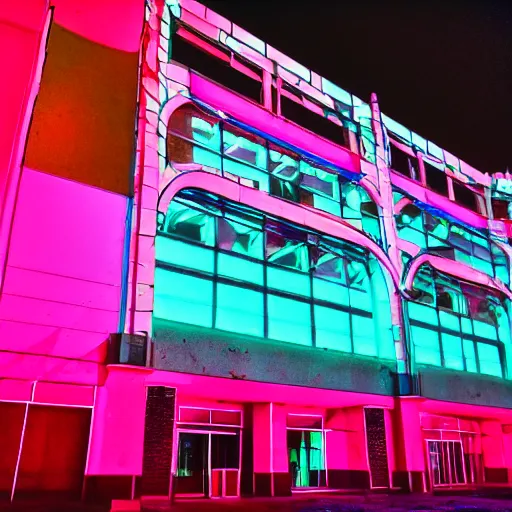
top-left (2, 0), bottom-right (512, 502)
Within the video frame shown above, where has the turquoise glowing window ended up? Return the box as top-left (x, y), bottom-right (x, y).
top-left (154, 190), bottom-right (394, 360)
top-left (267, 294), bottom-right (312, 346)
top-left (394, 194), bottom-right (508, 280)
top-left (153, 269), bottom-right (213, 328)
top-left (409, 264), bottom-right (506, 377)
top-left (215, 283), bottom-right (264, 338)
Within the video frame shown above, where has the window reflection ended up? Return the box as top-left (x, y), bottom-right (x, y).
top-left (166, 104), bottom-right (382, 245)
top-left (394, 195), bottom-right (508, 283)
top-left (410, 264), bottom-right (506, 377)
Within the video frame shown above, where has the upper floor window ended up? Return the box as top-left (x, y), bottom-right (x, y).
top-left (166, 104), bottom-right (382, 245)
top-left (153, 189), bottom-right (395, 360)
top-left (389, 141), bottom-right (419, 181)
top-left (279, 84), bottom-right (349, 149)
top-left (170, 25), bottom-right (263, 104)
top-left (408, 265), bottom-right (508, 377)
top-left (388, 140), bottom-right (486, 216)
top-left (395, 199), bottom-right (509, 284)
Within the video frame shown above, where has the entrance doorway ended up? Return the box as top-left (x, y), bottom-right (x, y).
top-left (175, 433), bottom-right (208, 497)
top-left (428, 440), bottom-right (466, 487)
top-left (287, 430), bottom-right (324, 488)
top-left (174, 432), bottom-right (240, 498)
top-left (422, 414), bottom-right (482, 490)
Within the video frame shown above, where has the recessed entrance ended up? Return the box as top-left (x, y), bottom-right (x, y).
top-left (287, 430), bottom-right (324, 488)
top-left (428, 440), bottom-right (466, 486)
top-left (287, 414), bottom-right (325, 489)
top-left (174, 431), bottom-right (240, 498)
top-left (422, 414), bottom-right (481, 490)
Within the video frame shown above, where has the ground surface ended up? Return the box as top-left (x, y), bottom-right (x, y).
top-left (147, 493), bottom-right (512, 512)
top-left (5, 493), bottom-right (512, 512)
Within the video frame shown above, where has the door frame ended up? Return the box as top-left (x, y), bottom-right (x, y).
top-left (363, 406), bottom-right (391, 490)
top-left (425, 439), bottom-right (468, 489)
top-left (286, 423), bottom-right (327, 489)
top-left (174, 429), bottom-right (241, 499)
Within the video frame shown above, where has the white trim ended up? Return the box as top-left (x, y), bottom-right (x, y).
top-left (10, 381), bottom-right (36, 502)
top-left (0, 398), bottom-right (93, 409)
top-left (269, 403), bottom-right (274, 497)
top-left (82, 385), bottom-right (98, 498)
top-left (363, 407), bottom-right (391, 490)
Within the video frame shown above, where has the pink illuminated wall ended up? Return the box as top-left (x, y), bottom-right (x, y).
top-left (0, 169), bottom-right (128, 385)
top-left (0, 0), bottom-right (142, 391)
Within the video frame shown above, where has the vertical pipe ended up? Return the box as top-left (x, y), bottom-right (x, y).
top-left (269, 403), bottom-right (274, 497)
top-left (237, 429), bottom-right (242, 497)
top-left (207, 433), bottom-right (212, 498)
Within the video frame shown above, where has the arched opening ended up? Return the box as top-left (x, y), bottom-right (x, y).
top-left (394, 195), bottom-right (509, 285)
top-left (408, 264), bottom-right (508, 377)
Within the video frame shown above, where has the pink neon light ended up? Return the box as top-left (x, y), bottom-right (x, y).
top-left (394, 196), bottom-right (413, 215)
top-left (0, 378), bottom-right (32, 402)
top-left (179, 8), bottom-right (220, 41)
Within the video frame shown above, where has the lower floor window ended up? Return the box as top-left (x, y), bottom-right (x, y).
top-left (154, 267), bottom-right (390, 357)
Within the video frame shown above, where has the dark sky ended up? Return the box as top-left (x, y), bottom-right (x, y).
top-left (201, 1), bottom-right (511, 175)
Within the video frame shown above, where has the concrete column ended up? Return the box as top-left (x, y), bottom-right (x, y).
top-left (481, 420), bottom-right (508, 483)
top-left (502, 426), bottom-right (512, 484)
top-left (252, 403), bottom-right (290, 496)
top-left (393, 398), bottom-right (425, 492)
top-left (325, 407), bottom-right (370, 489)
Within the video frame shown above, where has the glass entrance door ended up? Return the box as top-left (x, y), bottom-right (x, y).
top-left (175, 433), bottom-right (209, 497)
top-left (174, 432), bottom-right (240, 498)
top-left (288, 430), bottom-right (324, 488)
top-left (428, 440), bottom-right (466, 487)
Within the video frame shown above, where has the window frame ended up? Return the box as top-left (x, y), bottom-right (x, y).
top-left (154, 191), bottom-right (393, 359)
top-left (409, 265), bottom-right (507, 377)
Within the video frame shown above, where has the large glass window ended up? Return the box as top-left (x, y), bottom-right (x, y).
top-left (154, 189), bottom-right (395, 360)
top-left (408, 265), bottom-right (507, 377)
top-left (394, 195), bottom-right (509, 284)
top-left (167, 104), bottom-right (382, 245)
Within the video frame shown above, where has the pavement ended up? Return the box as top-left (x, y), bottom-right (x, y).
top-left (4, 492), bottom-right (512, 512)
top-left (142, 492), bottom-right (512, 512)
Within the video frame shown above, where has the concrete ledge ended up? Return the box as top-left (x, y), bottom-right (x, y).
top-left (153, 318), bottom-right (396, 396)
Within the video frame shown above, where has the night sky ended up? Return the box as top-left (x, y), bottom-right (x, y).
top-left (201, 1), bottom-right (511, 175)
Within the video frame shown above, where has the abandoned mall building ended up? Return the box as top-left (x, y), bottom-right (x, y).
top-left (2, 0), bottom-right (512, 502)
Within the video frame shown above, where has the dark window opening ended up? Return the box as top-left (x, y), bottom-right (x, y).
top-left (280, 94), bottom-right (347, 148)
top-left (171, 33), bottom-right (262, 104)
top-left (453, 181), bottom-right (480, 214)
top-left (424, 161), bottom-right (449, 197)
top-left (389, 143), bottom-right (417, 180)
top-left (211, 434), bottom-right (240, 469)
top-left (436, 291), bottom-right (453, 312)
top-left (492, 199), bottom-right (509, 220)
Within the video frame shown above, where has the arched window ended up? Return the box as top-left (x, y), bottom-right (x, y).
top-left (166, 104), bottom-right (383, 245)
top-left (394, 194), bottom-right (509, 284)
top-left (409, 264), bottom-right (507, 377)
top-left (154, 188), bottom-right (395, 360)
